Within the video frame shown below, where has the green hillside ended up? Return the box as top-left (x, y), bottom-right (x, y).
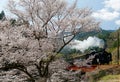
top-left (75, 29), bottom-right (113, 39)
top-left (75, 29), bottom-right (117, 50)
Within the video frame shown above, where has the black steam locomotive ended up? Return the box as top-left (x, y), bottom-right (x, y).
top-left (85, 50), bottom-right (112, 65)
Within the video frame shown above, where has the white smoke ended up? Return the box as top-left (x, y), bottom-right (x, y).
top-left (69, 36), bottom-right (105, 52)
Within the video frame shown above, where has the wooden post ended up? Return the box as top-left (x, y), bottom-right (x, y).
top-left (117, 28), bottom-right (119, 65)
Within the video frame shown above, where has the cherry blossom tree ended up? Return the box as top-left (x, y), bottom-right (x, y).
top-left (0, 0), bottom-right (100, 81)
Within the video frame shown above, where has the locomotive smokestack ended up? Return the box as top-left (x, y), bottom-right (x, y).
top-left (103, 41), bottom-right (107, 51)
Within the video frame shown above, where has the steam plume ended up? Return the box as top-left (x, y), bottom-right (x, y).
top-left (69, 36), bottom-right (104, 52)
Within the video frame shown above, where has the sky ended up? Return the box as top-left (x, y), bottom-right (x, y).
top-left (0, 0), bottom-right (120, 30)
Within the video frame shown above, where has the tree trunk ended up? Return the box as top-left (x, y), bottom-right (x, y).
top-left (36, 77), bottom-right (47, 82)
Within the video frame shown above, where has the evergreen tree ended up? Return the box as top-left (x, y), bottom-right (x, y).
top-left (0, 11), bottom-right (5, 20)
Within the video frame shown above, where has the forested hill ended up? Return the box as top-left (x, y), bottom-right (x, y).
top-left (75, 29), bottom-right (114, 40)
top-left (75, 28), bottom-right (120, 51)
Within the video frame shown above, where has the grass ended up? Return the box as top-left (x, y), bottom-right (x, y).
top-left (98, 74), bottom-right (120, 82)
top-left (87, 65), bottom-right (120, 82)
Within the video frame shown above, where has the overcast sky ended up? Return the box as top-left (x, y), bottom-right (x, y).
top-left (0, 0), bottom-right (120, 30)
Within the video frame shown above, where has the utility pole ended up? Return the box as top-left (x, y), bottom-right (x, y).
top-left (117, 28), bottom-right (119, 65)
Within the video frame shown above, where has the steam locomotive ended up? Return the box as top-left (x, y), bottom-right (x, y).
top-left (85, 49), bottom-right (112, 65)
top-left (66, 50), bottom-right (112, 72)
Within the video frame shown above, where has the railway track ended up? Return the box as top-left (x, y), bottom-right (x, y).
top-left (66, 65), bottom-right (119, 72)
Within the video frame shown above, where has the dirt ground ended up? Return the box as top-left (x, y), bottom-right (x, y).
top-left (97, 65), bottom-right (119, 70)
